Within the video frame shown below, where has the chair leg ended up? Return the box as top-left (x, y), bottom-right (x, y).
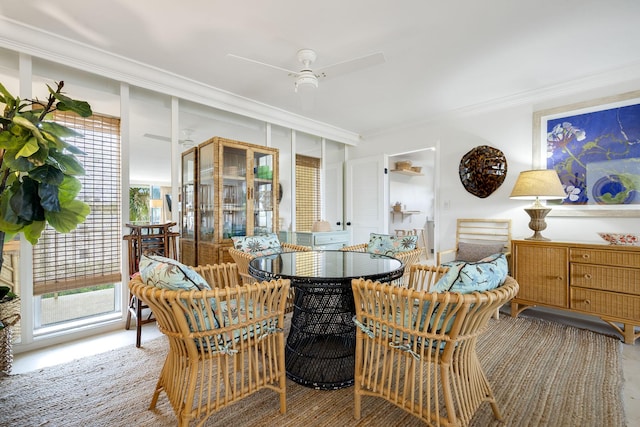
top-left (136, 297), bottom-right (143, 348)
top-left (125, 293), bottom-right (134, 330)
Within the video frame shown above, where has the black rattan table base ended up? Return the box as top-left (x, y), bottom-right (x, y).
top-left (285, 284), bottom-right (355, 389)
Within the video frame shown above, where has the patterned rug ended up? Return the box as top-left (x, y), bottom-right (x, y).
top-left (0, 315), bottom-right (624, 426)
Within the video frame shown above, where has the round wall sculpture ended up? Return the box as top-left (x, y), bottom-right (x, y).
top-left (458, 145), bottom-right (508, 198)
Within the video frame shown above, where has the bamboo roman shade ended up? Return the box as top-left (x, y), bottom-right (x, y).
top-left (295, 154), bottom-right (321, 232)
top-left (32, 112), bottom-right (121, 296)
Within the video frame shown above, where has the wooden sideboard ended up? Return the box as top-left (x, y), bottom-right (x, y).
top-left (511, 239), bottom-right (640, 344)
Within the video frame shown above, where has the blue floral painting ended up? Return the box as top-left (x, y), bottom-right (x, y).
top-left (546, 102), bottom-right (640, 205)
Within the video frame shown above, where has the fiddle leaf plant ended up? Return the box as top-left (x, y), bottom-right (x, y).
top-left (0, 80), bottom-right (92, 258)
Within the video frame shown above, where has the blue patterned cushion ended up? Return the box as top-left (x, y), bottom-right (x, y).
top-left (366, 233), bottom-right (418, 256)
top-left (139, 255), bottom-right (211, 291)
top-left (196, 296), bottom-right (279, 350)
top-left (433, 253), bottom-right (508, 293)
top-left (232, 233), bottom-right (283, 256)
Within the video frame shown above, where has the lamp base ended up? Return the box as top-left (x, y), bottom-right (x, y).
top-left (524, 207), bottom-right (552, 241)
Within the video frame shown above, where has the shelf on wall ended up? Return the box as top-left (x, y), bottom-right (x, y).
top-left (390, 210), bottom-right (421, 221)
top-left (390, 169), bottom-right (424, 176)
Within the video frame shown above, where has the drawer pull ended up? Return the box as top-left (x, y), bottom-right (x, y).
top-left (557, 276), bottom-right (563, 281)
top-left (582, 254), bottom-right (590, 259)
top-left (584, 299), bottom-right (591, 305)
top-left (583, 274), bottom-right (592, 280)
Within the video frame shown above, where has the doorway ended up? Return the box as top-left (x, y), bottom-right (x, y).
top-left (388, 147), bottom-right (437, 262)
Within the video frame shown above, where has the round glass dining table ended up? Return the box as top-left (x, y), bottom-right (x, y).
top-left (248, 250), bottom-right (404, 389)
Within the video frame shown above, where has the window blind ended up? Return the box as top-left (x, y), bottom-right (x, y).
top-left (32, 112), bottom-right (121, 295)
top-left (295, 154), bottom-right (321, 232)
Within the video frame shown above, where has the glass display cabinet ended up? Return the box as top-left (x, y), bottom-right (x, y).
top-left (180, 136), bottom-right (279, 266)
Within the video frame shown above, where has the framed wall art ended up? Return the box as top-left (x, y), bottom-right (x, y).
top-left (532, 90), bottom-right (640, 217)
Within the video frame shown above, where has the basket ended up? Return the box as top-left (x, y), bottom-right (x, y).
top-left (395, 161), bottom-right (412, 170)
top-left (0, 313), bottom-right (20, 374)
top-left (410, 166), bottom-right (422, 173)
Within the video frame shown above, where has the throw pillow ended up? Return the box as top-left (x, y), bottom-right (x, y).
top-left (419, 253), bottom-right (508, 335)
top-left (434, 253), bottom-right (508, 293)
top-left (232, 233), bottom-right (283, 257)
top-left (367, 233), bottom-right (418, 256)
top-left (455, 241), bottom-right (505, 262)
top-left (139, 254), bottom-right (211, 291)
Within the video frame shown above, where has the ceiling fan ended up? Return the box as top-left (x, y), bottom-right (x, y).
top-left (227, 49), bottom-right (386, 93)
top-left (143, 129), bottom-right (195, 148)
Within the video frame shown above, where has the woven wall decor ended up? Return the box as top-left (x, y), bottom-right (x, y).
top-left (459, 145), bottom-right (507, 198)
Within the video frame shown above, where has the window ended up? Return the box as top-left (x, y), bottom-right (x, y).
top-left (31, 112), bottom-right (121, 331)
top-left (295, 154), bottom-right (321, 231)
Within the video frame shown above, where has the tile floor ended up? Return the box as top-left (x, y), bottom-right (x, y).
top-left (10, 309), bottom-right (640, 426)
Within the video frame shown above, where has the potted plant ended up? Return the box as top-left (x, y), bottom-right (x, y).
top-left (0, 80), bottom-right (92, 271)
top-left (0, 285), bottom-right (19, 374)
top-left (0, 81), bottom-right (92, 373)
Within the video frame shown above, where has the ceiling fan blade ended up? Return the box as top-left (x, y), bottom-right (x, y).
top-left (315, 52), bottom-right (386, 79)
top-left (227, 53), bottom-right (299, 75)
top-left (143, 133), bottom-right (195, 147)
top-left (143, 133), bottom-right (171, 142)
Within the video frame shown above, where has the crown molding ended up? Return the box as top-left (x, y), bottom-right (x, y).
top-left (363, 61), bottom-right (640, 138)
top-left (0, 17), bottom-right (361, 146)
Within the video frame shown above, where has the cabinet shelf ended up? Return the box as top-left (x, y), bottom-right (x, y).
top-left (390, 169), bottom-right (423, 176)
top-left (222, 174), bottom-right (246, 181)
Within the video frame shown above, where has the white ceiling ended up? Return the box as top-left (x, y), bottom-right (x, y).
top-left (2, 0), bottom-right (640, 139)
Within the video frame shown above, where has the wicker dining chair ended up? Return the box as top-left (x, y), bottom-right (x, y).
top-left (129, 266), bottom-right (290, 427)
top-left (340, 242), bottom-right (423, 286)
top-left (351, 270), bottom-right (519, 426)
top-left (229, 242), bottom-right (310, 313)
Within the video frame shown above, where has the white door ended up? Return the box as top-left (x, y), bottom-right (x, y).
top-left (345, 154), bottom-right (389, 244)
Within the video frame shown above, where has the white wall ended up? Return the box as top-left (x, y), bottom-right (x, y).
top-left (352, 80), bottom-right (640, 252)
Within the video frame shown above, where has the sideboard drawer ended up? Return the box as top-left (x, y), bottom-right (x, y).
top-left (315, 232), bottom-right (348, 246)
top-left (571, 263), bottom-right (640, 295)
top-left (295, 231), bottom-right (350, 249)
top-left (569, 248), bottom-right (640, 268)
top-left (571, 287), bottom-right (640, 321)
top-left (295, 233), bottom-right (313, 246)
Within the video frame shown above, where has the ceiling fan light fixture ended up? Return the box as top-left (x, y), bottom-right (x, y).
top-left (179, 139), bottom-right (195, 148)
top-left (295, 70), bottom-right (318, 92)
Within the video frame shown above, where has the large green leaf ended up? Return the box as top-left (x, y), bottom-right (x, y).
top-left (22, 220), bottom-right (46, 245)
top-left (53, 97), bottom-right (93, 118)
top-left (38, 182), bottom-right (61, 212)
top-left (29, 165), bottom-right (64, 185)
top-left (39, 121), bottom-right (83, 139)
top-left (9, 177), bottom-right (45, 222)
top-left (0, 193), bottom-right (26, 232)
top-left (0, 82), bottom-right (15, 102)
top-left (12, 115), bottom-right (46, 145)
top-left (15, 136), bottom-right (40, 159)
top-left (49, 150), bottom-right (86, 175)
top-left (3, 149), bottom-right (36, 172)
top-left (45, 199), bottom-right (90, 233)
top-left (57, 175), bottom-right (82, 204)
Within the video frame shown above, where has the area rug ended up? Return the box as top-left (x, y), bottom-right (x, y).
top-left (0, 316), bottom-right (624, 427)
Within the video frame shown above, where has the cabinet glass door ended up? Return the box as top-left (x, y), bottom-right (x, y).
top-left (222, 145), bottom-right (247, 238)
top-left (253, 150), bottom-right (275, 235)
top-left (198, 142), bottom-right (215, 242)
top-left (181, 149), bottom-right (196, 240)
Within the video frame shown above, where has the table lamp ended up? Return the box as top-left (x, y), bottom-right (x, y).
top-left (509, 169), bottom-right (567, 241)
